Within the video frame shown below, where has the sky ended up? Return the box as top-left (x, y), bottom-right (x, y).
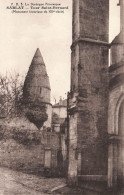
top-left (0, 0), bottom-right (120, 104)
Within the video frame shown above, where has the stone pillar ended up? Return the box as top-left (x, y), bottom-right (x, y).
top-left (68, 112), bottom-right (78, 185)
top-left (68, 0), bottom-right (109, 185)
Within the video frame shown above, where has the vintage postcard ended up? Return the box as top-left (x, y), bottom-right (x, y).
top-left (0, 0), bottom-right (123, 194)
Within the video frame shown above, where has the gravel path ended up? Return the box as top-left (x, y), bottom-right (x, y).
top-left (0, 167), bottom-right (115, 195)
top-left (0, 167), bottom-right (65, 195)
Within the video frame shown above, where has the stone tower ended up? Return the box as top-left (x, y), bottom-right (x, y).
top-left (23, 48), bottom-right (52, 128)
top-left (68, 0), bottom-right (109, 184)
top-left (108, 0), bottom-right (124, 188)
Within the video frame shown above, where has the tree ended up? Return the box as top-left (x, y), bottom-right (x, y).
top-left (0, 72), bottom-right (24, 117)
top-left (0, 72), bottom-right (48, 129)
top-left (25, 103), bottom-right (48, 130)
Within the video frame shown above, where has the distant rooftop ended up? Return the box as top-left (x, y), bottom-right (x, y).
top-left (53, 99), bottom-right (67, 108)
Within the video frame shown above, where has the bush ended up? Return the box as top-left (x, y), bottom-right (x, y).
top-left (12, 128), bottom-right (42, 146)
top-left (25, 103), bottom-right (48, 130)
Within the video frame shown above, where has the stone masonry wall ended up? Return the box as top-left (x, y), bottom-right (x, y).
top-left (0, 139), bottom-right (44, 174)
top-left (68, 0), bottom-right (109, 182)
top-left (77, 42), bottom-right (109, 175)
top-left (0, 117), bottom-right (60, 175)
top-left (79, 0), bottom-right (109, 41)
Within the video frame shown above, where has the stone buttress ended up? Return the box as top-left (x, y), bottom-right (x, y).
top-left (68, 0), bottom-right (109, 185)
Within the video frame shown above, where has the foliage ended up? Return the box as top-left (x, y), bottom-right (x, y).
top-left (0, 123), bottom-right (42, 145)
top-left (0, 72), bottom-right (24, 117)
top-left (12, 127), bottom-right (42, 146)
top-left (25, 103), bottom-right (48, 130)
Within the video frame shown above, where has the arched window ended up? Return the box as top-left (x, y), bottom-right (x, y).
top-left (118, 100), bottom-right (124, 136)
top-left (114, 95), bottom-right (124, 135)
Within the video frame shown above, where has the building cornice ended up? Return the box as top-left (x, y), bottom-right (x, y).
top-left (71, 37), bottom-right (110, 49)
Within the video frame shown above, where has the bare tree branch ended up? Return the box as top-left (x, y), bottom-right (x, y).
top-left (0, 72), bottom-right (24, 118)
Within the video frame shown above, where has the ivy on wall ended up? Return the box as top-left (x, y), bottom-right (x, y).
top-left (25, 103), bottom-right (48, 130)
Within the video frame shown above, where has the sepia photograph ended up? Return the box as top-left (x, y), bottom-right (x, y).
top-left (0, 0), bottom-right (123, 194)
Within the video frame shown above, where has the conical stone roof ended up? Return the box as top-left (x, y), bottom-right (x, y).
top-left (23, 48), bottom-right (51, 104)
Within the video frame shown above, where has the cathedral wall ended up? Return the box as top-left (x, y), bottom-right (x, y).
top-left (108, 46), bottom-right (124, 135)
top-left (72, 0), bottom-right (80, 41)
top-left (77, 42), bottom-right (108, 175)
top-left (71, 44), bottom-right (79, 92)
top-left (79, 0), bottom-right (109, 41)
top-left (72, 0), bottom-right (109, 42)
top-left (111, 44), bottom-right (124, 65)
top-left (68, 0), bottom-right (109, 183)
top-left (108, 61), bottom-right (124, 135)
top-left (108, 71), bottom-right (124, 187)
top-left (108, 85), bottom-right (124, 135)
